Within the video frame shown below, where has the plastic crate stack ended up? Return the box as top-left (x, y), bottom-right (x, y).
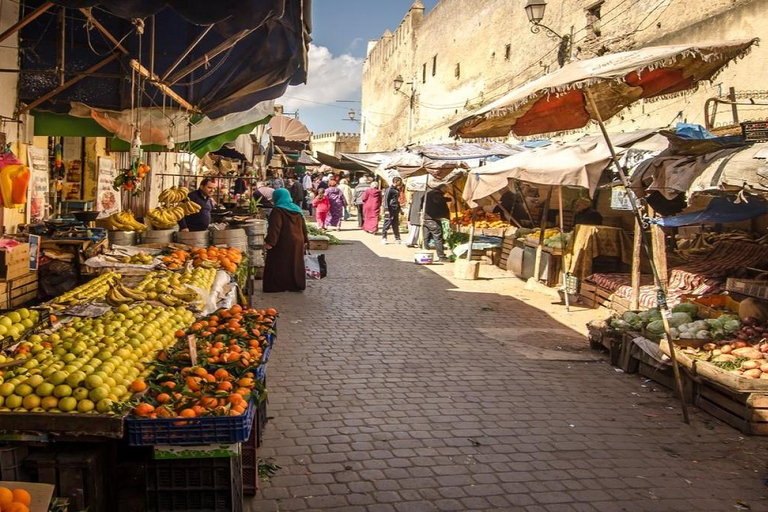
top-left (146, 456), bottom-right (243, 512)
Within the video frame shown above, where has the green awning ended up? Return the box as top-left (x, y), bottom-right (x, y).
top-left (34, 112), bottom-right (269, 158)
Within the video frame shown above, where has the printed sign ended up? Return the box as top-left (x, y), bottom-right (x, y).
top-left (26, 147), bottom-right (49, 223)
top-left (96, 157), bottom-right (120, 218)
top-left (29, 235), bottom-right (40, 271)
top-left (611, 186), bottom-right (635, 211)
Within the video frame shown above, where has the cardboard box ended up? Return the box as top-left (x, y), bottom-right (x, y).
top-left (0, 244), bottom-right (31, 280)
top-left (0, 481), bottom-right (54, 512)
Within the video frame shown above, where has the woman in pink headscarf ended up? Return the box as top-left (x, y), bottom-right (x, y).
top-left (361, 182), bottom-right (382, 234)
top-left (324, 180), bottom-right (347, 231)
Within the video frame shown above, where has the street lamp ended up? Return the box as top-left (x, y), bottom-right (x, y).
top-left (392, 74), bottom-right (416, 144)
top-left (393, 74), bottom-right (404, 92)
top-left (348, 108), bottom-right (356, 121)
top-left (523, 0), bottom-right (572, 67)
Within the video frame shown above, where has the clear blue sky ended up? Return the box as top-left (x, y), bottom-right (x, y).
top-left (280, 0), bottom-right (440, 135)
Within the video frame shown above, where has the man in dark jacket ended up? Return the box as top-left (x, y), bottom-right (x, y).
top-left (423, 185), bottom-right (451, 261)
top-left (353, 177), bottom-right (371, 228)
top-left (381, 177), bottom-right (403, 244)
top-left (288, 177), bottom-right (304, 207)
top-left (179, 178), bottom-right (216, 232)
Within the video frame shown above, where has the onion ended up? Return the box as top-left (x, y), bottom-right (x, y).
top-left (721, 345), bottom-right (733, 354)
top-left (759, 363), bottom-right (768, 372)
top-left (735, 339), bottom-right (749, 346)
top-left (743, 369), bottom-right (763, 379)
top-left (712, 349), bottom-right (722, 357)
top-left (761, 344), bottom-right (768, 353)
top-left (755, 326), bottom-right (766, 334)
top-left (742, 360), bottom-right (760, 370)
top-left (760, 373), bottom-right (768, 379)
top-left (702, 343), bottom-right (717, 352)
top-left (743, 316), bottom-right (759, 326)
top-left (738, 333), bottom-right (751, 341)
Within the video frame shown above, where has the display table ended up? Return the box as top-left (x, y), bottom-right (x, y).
top-left (507, 239), bottom-right (562, 286)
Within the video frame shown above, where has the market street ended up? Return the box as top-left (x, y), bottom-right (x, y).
top-left (250, 226), bottom-right (768, 512)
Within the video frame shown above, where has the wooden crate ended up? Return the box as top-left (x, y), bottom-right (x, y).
top-left (470, 247), bottom-right (500, 265)
top-left (309, 240), bottom-right (329, 251)
top-left (0, 272), bottom-right (38, 309)
top-left (579, 281), bottom-right (598, 308)
top-left (498, 237), bottom-right (516, 271)
top-left (695, 380), bottom-right (768, 435)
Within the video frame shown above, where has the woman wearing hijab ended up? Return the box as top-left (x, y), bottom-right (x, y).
top-left (361, 182), bottom-right (382, 234)
top-left (263, 188), bottom-right (309, 293)
top-left (325, 180), bottom-right (347, 231)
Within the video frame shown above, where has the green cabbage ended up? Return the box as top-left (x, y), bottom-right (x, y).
top-left (706, 318), bottom-right (723, 330)
top-left (719, 314), bottom-right (740, 324)
top-left (646, 320), bottom-right (665, 335)
top-left (668, 312), bottom-right (693, 328)
top-left (672, 303), bottom-right (699, 317)
top-left (622, 312), bottom-right (643, 328)
top-left (723, 319), bottom-right (741, 332)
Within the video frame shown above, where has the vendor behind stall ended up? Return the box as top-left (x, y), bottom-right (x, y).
top-left (573, 197), bottom-right (603, 226)
top-left (179, 178), bottom-right (216, 232)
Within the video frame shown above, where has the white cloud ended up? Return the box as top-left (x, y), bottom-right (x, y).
top-left (281, 44), bottom-right (363, 111)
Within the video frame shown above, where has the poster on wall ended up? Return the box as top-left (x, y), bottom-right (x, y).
top-left (96, 157), bottom-right (120, 218)
top-left (26, 147), bottom-right (49, 223)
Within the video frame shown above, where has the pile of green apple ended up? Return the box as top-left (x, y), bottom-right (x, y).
top-left (0, 303), bottom-right (195, 414)
top-left (0, 308), bottom-right (40, 350)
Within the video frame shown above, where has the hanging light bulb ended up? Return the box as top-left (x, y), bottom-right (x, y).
top-left (166, 134), bottom-right (175, 150)
top-left (131, 131), bottom-right (142, 159)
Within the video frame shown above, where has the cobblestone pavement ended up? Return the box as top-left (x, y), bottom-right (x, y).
top-left (248, 225), bottom-right (768, 512)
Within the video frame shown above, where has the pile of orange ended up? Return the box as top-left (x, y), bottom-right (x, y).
top-left (190, 246), bottom-right (242, 273)
top-left (132, 304), bottom-right (277, 420)
top-left (161, 250), bottom-right (191, 270)
top-left (0, 486), bottom-right (31, 512)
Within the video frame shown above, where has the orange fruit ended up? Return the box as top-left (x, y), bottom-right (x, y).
top-left (265, 308), bottom-right (277, 316)
top-left (156, 393), bottom-right (171, 404)
top-left (134, 403), bottom-right (155, 417)
top-left (5, 502), bottom-right (29, 512)
top-left (0, 487), bottom-right (13, 506)
top-left (11, 489), bottom-right (30, 506)
top-left (175, 330), bottom-right (186, 338)
top-left (130, 380), bottom-right (147, 393)
top-left (214, 368), bottom-right (230, 380)
top-left (179, 408), bottom-right (196, 418)
top-left (193, 367), bottom-right (208, 378)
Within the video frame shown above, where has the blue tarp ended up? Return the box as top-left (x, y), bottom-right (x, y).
top-left (655, 196), bottom-right (768, 227)
top-left (19, 0), bottom-right (310, 118)
top-left (675, 123), bottom-right (715, 140)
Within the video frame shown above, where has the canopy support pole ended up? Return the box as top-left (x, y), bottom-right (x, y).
top-left (467, 210), bottom-right (476, 262)
top-left (514, 180), bottom-right (536, 228)
top-left (161, 25), bottom-right (215, 81)
top-left (0, 2), bottom-right (53, 45)
top-left (533, 187), bottom-right (552, 282)
top-left (19, 54), bottom-right (120, 115)
top-left (130, 60), bottom-right (197, 112)
top-left (558, 187), bottom-right (570, 312)
top-left (167, 29), bottom-right (257, 85)
top-left (57, 7), bottom-right (65, 85)
top-left (586, 90), bottom-right (689, 424)
top-left (630, 217), bottom-right (642, 311)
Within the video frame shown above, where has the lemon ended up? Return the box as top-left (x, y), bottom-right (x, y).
top-left (17, 308), bottom-right (29, 320)
top-left (15, 384), bottom-right (33, 397)
top-left (7, 312), bottom-right (21, 324)
top-left (72, 388), bottom-right (89, 401)
top-left (89, 387), bottom-right (109, 402)
top-left (4, 395), bottom-right (22, 409)
top-left (22, 394), bottom-right (41, 409)
top-left (0, 383), bottom-right (14, 397)
top-left (0, 317), bottom-right (12, 328)
top-left (76, 399), bottom-right (95, 413)
top-left (53, 384), bottom-right (72, 398)
top-left (58, 397), bottom-right (76, 412)
top-left (41, 396), bottom-right (58, 410)
top-left (35, 383), bottom-right (55, 397)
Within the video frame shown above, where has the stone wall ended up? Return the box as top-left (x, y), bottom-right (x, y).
top-left (360, 0), bottom-right (767, 151)
top-left (311, 132), bottom-right (361, 157)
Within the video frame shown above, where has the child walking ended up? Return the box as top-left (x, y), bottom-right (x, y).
top-left (313, 188), bottom-right (330, 229)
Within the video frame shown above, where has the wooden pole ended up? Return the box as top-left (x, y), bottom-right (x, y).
top-left (630, 217), bottom-right (642, 311)
top-left (0, 3), bottom-right (54, 46)
top-left (467, 210), bottom-right (476, 262)
top-left (649, 205), bottom-right (668, 290)
top-left (533, 186), bottom-right (552, 282)
top-left (558, 187), bottom-right (570, 312)
top-left (585, 89), bottom-right (689, 424)
top-left (514, 180), bottom-right (536, 228)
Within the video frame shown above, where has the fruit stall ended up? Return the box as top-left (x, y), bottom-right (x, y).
top-left (0, 240), bottom-right (276, 511)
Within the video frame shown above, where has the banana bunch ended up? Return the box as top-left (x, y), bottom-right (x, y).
top-left (156, 286), bottom-right (200, 307)
top-left (158, 186), bottom-right (189, 205)
top-left (105, 211), bottom-right (147, 232)
top-left (146, 206), bottom-right (185, 229)
top-left (106, 282), bottom-right (148, 306)
top-left (180, 198), bottom-right (201, 216)
top-left (52, 272), bottom-right (122, 308)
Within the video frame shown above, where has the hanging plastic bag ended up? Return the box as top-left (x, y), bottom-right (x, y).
top-left (0, 164), bottom-right (30, 207)
top-left (305, 251), bottom-right (327, 280)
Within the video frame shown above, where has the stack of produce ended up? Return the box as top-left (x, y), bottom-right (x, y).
top-left (146, 187), bottom-right (201, 229)
top-left (131, 305), bottom-right (276, 420)
top-left (0, 485), bottom-right (31, 512)
top-left (104, 211), bottom-right (147, 232)
top-left (50, 272), bottom-right (121, 309)
top-left (161, 249), bottom-right (191, 270)
top-left (610, 303), bottom-right (744, 341)
top-left (136, 267), bottom-right (216, 294)
top-left (0, 304), bottom-right (195, 414)
top-left (0, 308), bottom-right (41, 350)
top-left (190, 246), bottom-right (242, 273)
top-left (450, 210), bottom-right (510, 229)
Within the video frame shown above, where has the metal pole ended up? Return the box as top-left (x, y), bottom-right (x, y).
top-left (585, 90), bottom-right (689, 424)
top-left (558, 187), bottom-right (570, 312)
top-left (467, 210), bottom-right (476, 262)
top-left (533, 187), bottom-right (552, 282)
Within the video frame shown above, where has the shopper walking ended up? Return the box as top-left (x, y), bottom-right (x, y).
top-left (353, 177), bottom-right (371, 228)
top-left (313, 188), bottom-right (330, 229)
top-left (423, 185), bottom-right (451, 262)
top-left (381, 177), bottom-right (403, 244)
top-left (361, 182), bottom-right (382, 234)
top-left (406, 189), bottom-right (426, 247)
top-left (338, 179), bottom-right (354, 221)
top-left (263, 188), bottom-right (309, 293)
top-left (325, 180), bottom-right (347, 231)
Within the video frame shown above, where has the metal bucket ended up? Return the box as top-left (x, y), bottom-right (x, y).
top-left (176, 230), bottom-right (210, 248)
top-left (108, 231), bottom-right (136, 246)
top-left (244, 221), bottom-right (267, 236)
top-left (212, 229), bottom-right (247, 247)
top-left (141, 229), bottom-right (177, 245)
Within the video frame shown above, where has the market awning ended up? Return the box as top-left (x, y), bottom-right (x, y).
top-left (655, 196), bottom-right (768, 227)
top-left (411, 142), bottom-right (526, 161)
top-left (450, 39), bottom-right (758, 138)
top-left (463, 129), bottom-right (663, 207)
top-left (18, 0), bottom-right (310, 118)
top-left (314, 152), bottom-right (367, 171)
